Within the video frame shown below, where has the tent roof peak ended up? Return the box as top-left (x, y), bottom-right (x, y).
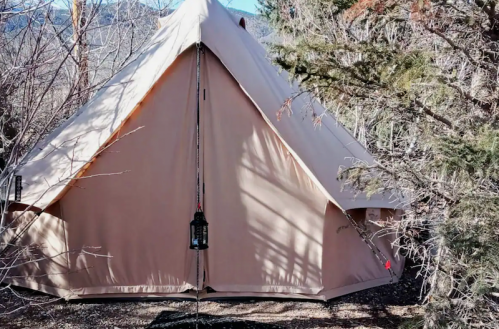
top-left (12, 0), bottom-right (403, 211)
top-left (158, 0), bottom-right (247, 36)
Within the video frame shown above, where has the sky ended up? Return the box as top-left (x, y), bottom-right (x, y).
top-left (220, 0), bottom-right (260, 13)
top-left (172, 0), bottom-right (261, 13)
top-left (53, 0), bottom-right (261, 14)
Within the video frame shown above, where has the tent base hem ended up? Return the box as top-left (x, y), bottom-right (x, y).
top-left (206, 284), bottom-right (322, 295)
top-left (6, 278), bottom-right (72, 300)
top-left (6, 276), bottom-right (400, 301)
top-left (321, 275), bottom-right (399, 300)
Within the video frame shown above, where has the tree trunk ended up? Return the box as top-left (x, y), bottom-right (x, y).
top-left (72, 0), bottom-right (89, 106)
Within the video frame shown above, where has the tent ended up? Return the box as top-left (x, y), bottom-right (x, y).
top-left (3, 0), bottom-right (403, 300)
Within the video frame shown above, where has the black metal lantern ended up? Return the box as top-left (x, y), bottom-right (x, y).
top-left (14, 175), bottom-right (22, 202)
top-left (190, 211), bottom-right (208, 250)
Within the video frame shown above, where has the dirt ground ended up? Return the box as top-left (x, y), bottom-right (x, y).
top-left (0, 270), bottom-right (423, 329)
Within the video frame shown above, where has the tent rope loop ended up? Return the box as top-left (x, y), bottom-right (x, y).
top-left (343, 211), bottom-right (396, 283)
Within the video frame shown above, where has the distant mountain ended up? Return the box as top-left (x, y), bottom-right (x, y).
top-left (2, 3), bottom-right (272, 43)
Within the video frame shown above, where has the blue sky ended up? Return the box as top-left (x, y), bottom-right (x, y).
top-left (54, 0), bottom-right (261, 14)
top-left (220, 0), bottom-right (260, 13)
top-left (173, 0), bottom-right (260, 13)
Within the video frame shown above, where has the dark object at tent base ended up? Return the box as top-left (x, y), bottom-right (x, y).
top-left (147, 311), bottom-right (285, 329)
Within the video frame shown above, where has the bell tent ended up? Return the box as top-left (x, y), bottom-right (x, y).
top-left (3, 0), bottom-right (403, 300)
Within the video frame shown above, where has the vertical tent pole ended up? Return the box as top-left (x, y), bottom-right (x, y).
top-left (195, 41), bottom-right (202, 329)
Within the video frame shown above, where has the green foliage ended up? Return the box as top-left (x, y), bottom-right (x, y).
top-left (435, 127), bottom-right (499, 180)
top-left (399, 316), bottom-right (424, 329)
top-left (379, 52), bottom-right (432, 92)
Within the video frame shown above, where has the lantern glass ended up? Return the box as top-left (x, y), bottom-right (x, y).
top-left (190, 211), bottom-right (208, 250)
top-left (202, 225), bottom-right (208, 246)
top-left (190, 224), bottom-right (198, 248)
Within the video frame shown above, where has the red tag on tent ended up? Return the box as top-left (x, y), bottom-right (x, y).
top-left (385, 260), bottom-right (391, 270)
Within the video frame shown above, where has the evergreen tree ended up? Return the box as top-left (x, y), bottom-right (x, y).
top-left (259, 0), bottom-right (499, 327)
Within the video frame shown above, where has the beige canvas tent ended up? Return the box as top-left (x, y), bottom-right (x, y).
top-left (3, 0), bottom-right (403, 300)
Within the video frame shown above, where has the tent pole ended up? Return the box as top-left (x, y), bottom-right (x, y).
top-left (195, 41), bottom-right (202, 329)
top-left (196, 50), bottom-right (201, 207)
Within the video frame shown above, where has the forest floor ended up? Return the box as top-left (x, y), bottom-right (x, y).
top-left (0, 268), bottom-right (423, 329)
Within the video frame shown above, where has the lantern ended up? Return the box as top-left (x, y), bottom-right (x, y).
top-left (14, 175), bottom-right (22, 202)
top-left (190, 211), bottom-right (208, 250)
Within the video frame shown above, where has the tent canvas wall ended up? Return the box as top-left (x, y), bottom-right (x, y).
top-left (2, 0), bottom-right (403, 300)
